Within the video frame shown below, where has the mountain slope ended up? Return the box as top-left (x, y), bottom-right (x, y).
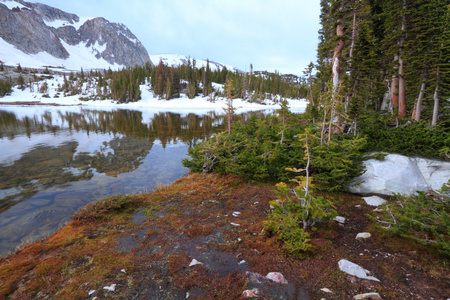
top-left (150, 54), bottom-right (240, 72)
top-left (0, 0), bottom-right (151, 70)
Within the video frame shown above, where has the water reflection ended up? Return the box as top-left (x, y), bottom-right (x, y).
top-left (0, 107), bottom-right (273, 257)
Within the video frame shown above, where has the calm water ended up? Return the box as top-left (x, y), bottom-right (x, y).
top-left (0, 105), bottom-right (273, 257)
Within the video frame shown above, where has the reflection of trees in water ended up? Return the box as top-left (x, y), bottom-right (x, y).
top-left (0, 108), bottom-right (274, 211)
top-left (1, 109), bottom-right (273, 145)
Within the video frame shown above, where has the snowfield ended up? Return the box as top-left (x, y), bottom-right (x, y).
top-left (0, 74), bottom-right (308, 115)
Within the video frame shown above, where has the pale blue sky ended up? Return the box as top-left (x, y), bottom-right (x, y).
top-left (35, 0), bottom-right (321, 75)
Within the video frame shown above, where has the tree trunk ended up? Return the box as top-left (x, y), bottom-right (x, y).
top-left (345, 4), bottom-right (358, 112)
top-left (330, 1), bottom-right (345, 136)
top-left (398, 57), bottom-right (406, 117)
top-left (431, 83), bottom-right (439, 126)
top-left (414, 80), bottom-right (426, 121)
top-left (391, 72), bottom-right (399, 110)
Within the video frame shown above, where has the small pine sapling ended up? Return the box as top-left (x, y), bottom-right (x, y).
top-left (264, 129), bottom-right (336, 257)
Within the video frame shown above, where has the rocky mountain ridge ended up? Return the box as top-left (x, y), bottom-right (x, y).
top-left (0, 0), bottom-right (151, 69)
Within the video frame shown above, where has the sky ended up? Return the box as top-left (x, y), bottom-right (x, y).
top-left (34, 0), bottom-right (321, 76)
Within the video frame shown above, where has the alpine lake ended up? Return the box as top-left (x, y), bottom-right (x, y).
top-left (0, 105), bottom-right (277, 257)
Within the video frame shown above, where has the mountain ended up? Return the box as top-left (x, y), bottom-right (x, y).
top-left (0, 0), bottom-right (152, 70)
top-left (150, 54), bottom-right (240, 73)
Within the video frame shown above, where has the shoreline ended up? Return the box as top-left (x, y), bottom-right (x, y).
top-left (0, 173), bottom-right (446, 299)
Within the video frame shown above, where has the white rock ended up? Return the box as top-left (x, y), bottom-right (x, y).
top-left (189, 259), bottom-right (203, 267)
top-left (266, 272), bottom-right (288, 284)
top-left (353, 292), bottom-right (382, 300)
top-left (356, 232), bottom-right (371, 239)
top-left (348, 154), bottom-right (442, 196)
top-left (242, 288), bottom-right (260, 298)
top-left (334, 216), bottom-right (346, 224)
top-left (232, 211), bottom-right (241, 217)
top-left (103, 284), bottom-right (116, 291)
top-left (120, 269), bottom-right (126, 273)
top-left (362, 196), bottom-right (386, 207)
top-left (88, 290), bottom-right (96, 295)
top-left (320, 287), bottom-right (333, 293)
top-left (338, 259), bottom-right (380, 282)
top-left (238, 260), bottom-right (246, 265)
top-left (230, 222), bottom-right (240, 226)
top-left (415, 157), bottom-right (450, 191)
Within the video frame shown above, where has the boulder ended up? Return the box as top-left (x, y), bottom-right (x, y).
top-left (349, 154), bottom-right (450, 196)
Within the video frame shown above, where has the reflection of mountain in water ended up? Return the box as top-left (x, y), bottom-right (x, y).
top-left (0, 136), bottom-right (154, 213)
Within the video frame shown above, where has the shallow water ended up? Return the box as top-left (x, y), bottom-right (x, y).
top-left (0, 105), bottom-right (261, 257)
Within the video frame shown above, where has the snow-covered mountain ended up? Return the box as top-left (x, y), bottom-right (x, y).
top-left (0, 0), bottom-right (152, 70)
top-left (150, 54), bottom-right (240, 73)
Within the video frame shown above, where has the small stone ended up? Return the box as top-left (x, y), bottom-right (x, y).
top-left (355, 204), bottom-right (361, 208)
top-left (232, 211), bottom-right (241, 217)
top-left (230, 222), bottom-right (240, 226)
top-left (334, 216), bottom-right (346, 224)
top-left (338, 259), bottom-right (380, 282)
top-left (353, 292), bottom-right (382, 300)
top-left (120, 269), bottom-right (126, 273)
top-left (189, 259), bottom-right (203, 267)
top-left (242, 288), bottom-right (260, 298)
top-left (320, 287), bottom-right (333, 294)
top-left (266, 272), bottom-right (288, 284)
top-left (103, 284), bottom-right (116, 291)
top-left (356, 232), bottom-right (372, 239)
top-left (238, 260), bottom-right (246, 265)
top-left (88, 290), bottom-right (96, 295)
top-left (362, 196), bottom-right (386, 206)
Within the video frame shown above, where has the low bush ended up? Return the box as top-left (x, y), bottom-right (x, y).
top-left (370, 187), bottom-right (450, 257)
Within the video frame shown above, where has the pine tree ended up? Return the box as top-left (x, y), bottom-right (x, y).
top-left (224, 75), bottom-right (236, 134)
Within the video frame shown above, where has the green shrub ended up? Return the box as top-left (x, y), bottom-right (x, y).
top-left (309, 134), bottom-right (367, 192)
top-left (183, 115), bottom-right (305, 182)
top-left (264, 180), bottom-right (336, 257)
top-left (370, 189), bottom-right (450, 257)
top-left (361, 121), bottom-right (450, 160)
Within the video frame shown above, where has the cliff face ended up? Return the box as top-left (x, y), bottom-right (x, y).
top-left (0, 0), bottom-right (152, 68)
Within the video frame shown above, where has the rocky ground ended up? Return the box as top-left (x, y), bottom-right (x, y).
top-left (0, 173), bottom-right (448, 299)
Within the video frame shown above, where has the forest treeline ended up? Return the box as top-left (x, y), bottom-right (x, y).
top-left (0, 59), bottom-right (307, 104)
top-left (312, 0), bottom-right (449, 128)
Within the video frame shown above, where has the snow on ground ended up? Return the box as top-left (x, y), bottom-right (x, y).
top-left (0, 75), bottom-right (308, 114)
top-left (0, 37), bottom-right (123, 71)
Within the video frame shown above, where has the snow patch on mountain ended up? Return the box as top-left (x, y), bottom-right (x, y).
top-left (150, 54), bottom-right (239, 72)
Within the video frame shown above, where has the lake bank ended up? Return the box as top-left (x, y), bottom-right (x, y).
top-left (0, 172), bottom-right (447, 299)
